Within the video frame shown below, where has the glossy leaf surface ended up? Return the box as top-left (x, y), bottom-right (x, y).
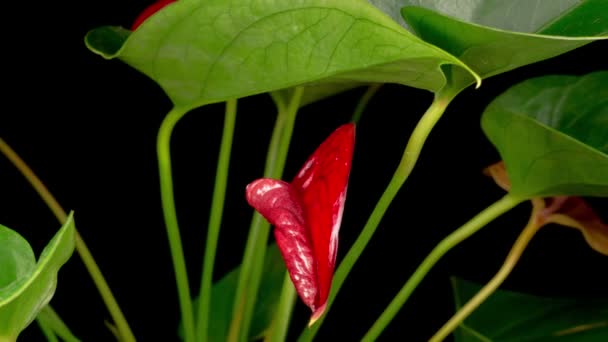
top-left (85, 0), bottom-right (478, 109)
top-left (370, 0), bottom-right (608, 89)
top-left (452, 278), bottom-right (608, 342)
top-left (0, 213), bottom-right (76, 340)
top-left (246, 123), bottom-right (355, 323)
top-left (482, 72), bottom-right (608, 198)
top-left (178, 244), bottom-right (285, 341)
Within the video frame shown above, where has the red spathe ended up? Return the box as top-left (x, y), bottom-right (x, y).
top-left (246, 123), bottom-right (355, 325)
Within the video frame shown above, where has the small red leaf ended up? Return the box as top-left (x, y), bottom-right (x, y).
top-left (246, 123), bottom-right (355, 325)
top-left (542, 197), bottom-right (608, 255)
top-left (484, 161), bottom-right (608, 255)
top-left (131, 0), bottom-right (176, 30)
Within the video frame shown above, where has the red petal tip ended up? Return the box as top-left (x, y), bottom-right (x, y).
top-left (308, 303), bottom-right (327, 327)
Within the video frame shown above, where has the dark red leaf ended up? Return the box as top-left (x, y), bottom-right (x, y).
top-left (542, 197), bottom-right (608, 255)
top-left (484, 161), bottom-right (608, 255)
top-left (131, 0), bottom-right (176, 30)
top-left (246, 123), bottom-right (355, 325)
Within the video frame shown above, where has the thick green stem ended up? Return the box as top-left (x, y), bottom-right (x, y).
top-left (430, 199), bottom-right (543, 342)
top-left (157, 107), bottom-right (195, 342)
top-left (362, 195), bottom-right (523, 341)
top-left (298, 87), bottom-right (459, 342)
top-left (196, 99), bottom-right (238, 341)
top-left (227, 87), bottom-right (304, 342)
top-left (0, 137), bottom-right (135, 342)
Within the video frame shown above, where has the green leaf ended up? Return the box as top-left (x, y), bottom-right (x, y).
top-left (378, 0), bottom-right (608, 89)
top-left (85, 0), bottom-right (478, 109)
top-left (179, 244), bottom-right (286, 341)
top-left (375, 0), bottom-right (607, 34)
top-left (452, 277), bottom-right (608, 342)
top-left (481, 71), bottom-right (608, 198)
top-left (0, 213), bottom-right (76, 341)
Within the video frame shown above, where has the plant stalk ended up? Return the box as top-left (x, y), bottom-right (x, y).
top-left (362, 195), bottom-right (523, 341)
top-left (298, 86), bottom-right (459, 341)
top-left (430, 199), bottom-right (544, 341)
top-left (157, 107), bottom-right (195, 342)
top-left (227, 87), bottom-right (304, 342)
top-left (351, 84), bottom-right (382, 124)
top-left (36, 320), bottom-right (59, 342)
top-left (265, 273), bottom-right (297, 342)
top-left (196, 99), bottom-right (238, 341)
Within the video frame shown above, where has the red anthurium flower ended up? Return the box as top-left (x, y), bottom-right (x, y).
top-left (246, 123), bottom-right (355, 326)
top-left (485, 161), bottom-right (608, 255)
top-left (131, 0), bottom-right (176, 30)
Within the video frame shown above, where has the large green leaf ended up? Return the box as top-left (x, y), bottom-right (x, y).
top-left (368, 0), bottom-right (608, 89)
top-left (0, 213), bottom-right (76, 341)
top-left (452, 278), bottom-right (608, 342)
top-left (179, 244), bottom-right (286, 341)
top-left (85, 0), bottom-right (478, 109)
top-left (481, 71), bottom-right (608, 198)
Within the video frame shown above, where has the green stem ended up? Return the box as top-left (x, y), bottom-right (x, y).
top-left (227, 87), bottom-right (304, 342)
top-left (298, 87), bottom-right (459, 342)
top-left (430, 198), bottom-right (544, 342)
top-left (37, 319), bottom-right (59, 342)
top-left (0, 137), bottom-right (135, 342)
top-left (362, 195), bottom-right (523, 341)
top-left (196, 99), bottom-right (238, 341)
top-left (157, 107), bottom-right (195, 342)
top-left (37, 306), bottom-right (81, 342)
top-left (265, 273), bottom-right (297, 342)
top-left (351, 84), bottom-right (382, 124)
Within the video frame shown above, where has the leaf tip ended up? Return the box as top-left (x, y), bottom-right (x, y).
top-left (84, 26), bottom-right (131, 59)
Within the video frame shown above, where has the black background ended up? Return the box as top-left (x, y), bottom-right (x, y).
top-left (1, 1), bottom-right (607, 341)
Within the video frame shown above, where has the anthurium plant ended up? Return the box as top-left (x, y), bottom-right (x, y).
top-left (1, 0), bottom-right (606, 341)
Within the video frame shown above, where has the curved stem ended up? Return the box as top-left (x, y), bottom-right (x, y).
top-left (0, 137), bottom-right (65, 220)
top-left (298, 86), bottom-right (459, 341)
top-left (157, 107), bottom-right (195, 342)
top-left (0, 137), bottom-right (135, 342)
top-left (227, 87), bottom-right (304, 342)
top-left (362, 195), bottom-right (523, 341)
top-left (196, 99), bottom-right (238, 341)
top-left (430, 199), bottom-right (544, 342)
top-left (351, 84), bottom-right (382, 124)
